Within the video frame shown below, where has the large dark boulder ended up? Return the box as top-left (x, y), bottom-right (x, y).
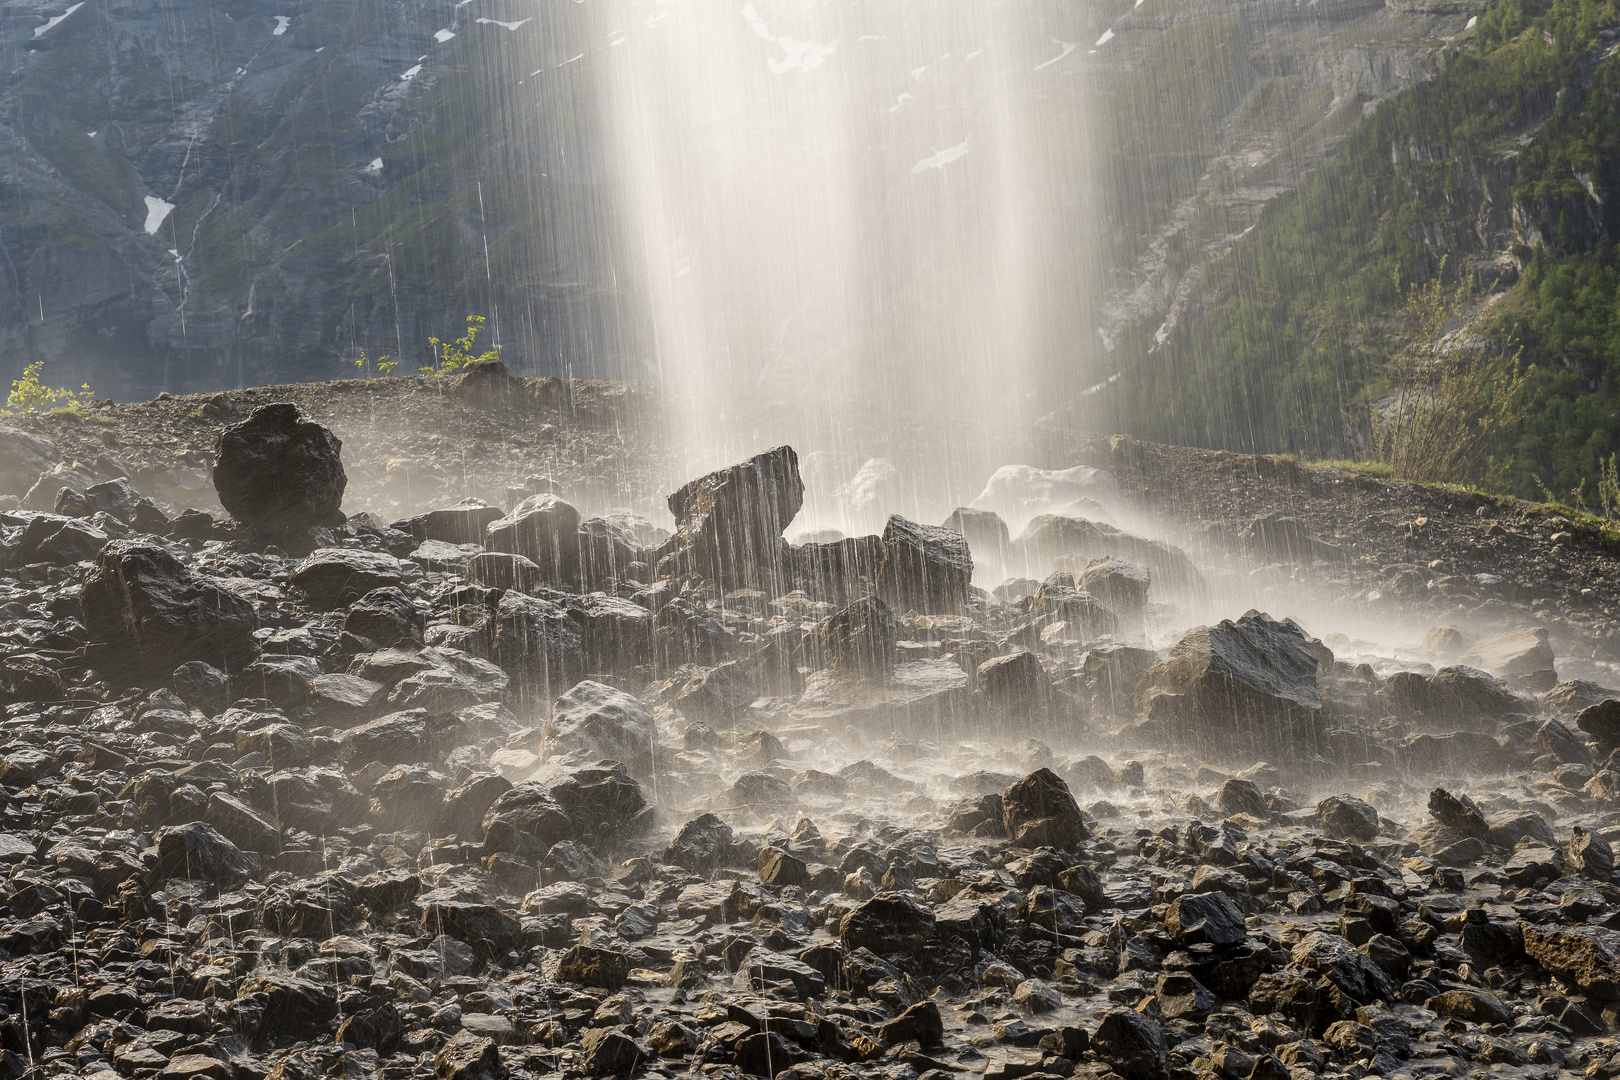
top-left (485, 494), bottom-right (581, 584)
top-left (288, 548), bottom-right (403, 608)
top-left (1001, 768), bottom-right (1087, 849)
top-left (662, 445), bottom-right (803, 590)
top-left (81, 540), bottom-right (257, 679)
top-left (1133, 611), bottom-right (1325, 763)
top-left (213, 403), bottom-right (346, 530)
top-left (1382, 665), bottom-right (1525, 729)
top-left (546, 681), bottom-right (655, 775)
top-left (482, 781), bottom-right (575, 857)
top-left (877, 515), bottom-right (972, 614)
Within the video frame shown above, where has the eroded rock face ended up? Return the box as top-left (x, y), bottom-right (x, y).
top-left (1133, 611), bottom-right (1325, 762)
top-left (213, 403), bottom-right (346, 531)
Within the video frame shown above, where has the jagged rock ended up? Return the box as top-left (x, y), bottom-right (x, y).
top-left (1164, 891), bottom-right (1246, 946)
top-left (1092, 1007), bottom-right (1164, 1080)
top-left (545, 680), bottom-right (655, 774)
top-left (579, 1027), bottom-right (644, 1076)
top-left (491, 592), bottom-right (584, 705)
top-left (1133, 611), bottom-right (1324, 762)
top-left (1001, 768), bottom-right (1087, 848)
top-left (154, 822), bottom-right (256, 885)
top-left (840, 893), bottom-right (935, 954)
top-left (1576, 699), bottom-right (1620, 748)
top-left (1542, 680), bottom-right (1617, 718)
top-left (1030, 579), bottom-right (1119, 639)
top-left (876, 514), bottom-right (973, 613)
top-left (1214, 778), bottom-right (1268, 817)
top-left (81, 539), bottom-right (257, 678)
top-left (665, 813), bottom-right (737, 873)
top-left (558, 944), bottom-right (631, 989)
top-left (1426, 989), bottom-right (1513, 1025)
top-left (1383, 665), bottom-right (1524, 728)
top-left (1428, 788), bottom-right (1489, 837)
top-left (1317, 794), bottom-right (1379, 840)
top-left (546, 762), bottom-right (647, 847)
top-left (400, 500), bottom-right (505, 546)
top-left (336, 1003), bottom-right (403, 1054)
top-left (942, 507), bottom-right (1010, 571)
top-left (213, 403), bottom-right (346, 530)
top-left (441, 773), bottom-right (513, 840)
top-left (481, 782), bottom-right (574, 857)
top-left (577, 515), bottom-right (641, 586)
top-left (484, 494), bottom-right (581, 584)
top-left (1567, 826), bottom-right (1615, 879)
top-left (1075, 555), bottom-right (1151, 614)
top-left (345, 587), bottom-right (424, 646)
top-left (791, 535), bottom-right (885, 606)
top-left (673, 660), bottom-right (759, 723)
top-left (807, 594), bottom-right (897, 675)
top-left (339, 710), bottom-right (427, 766)
top-left (978, 650), bottom-right (1050, 712)
top-left (466, 551), bottom-right (544, 592)
top-left (289, 548), bottom-right (403, 607)
top-left (1522, 926), bottom-right (1620, 999)
top-left (662, 445), bottom-right (803, 589)
top-left (434, 1030), bottom-right (506, 1080)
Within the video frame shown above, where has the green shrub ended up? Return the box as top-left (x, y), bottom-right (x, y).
top-left (421, 315), bottom-right (499, 377)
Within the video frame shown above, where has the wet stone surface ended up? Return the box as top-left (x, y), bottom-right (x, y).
top-left (0, 410), bottom-right (1618, 1080)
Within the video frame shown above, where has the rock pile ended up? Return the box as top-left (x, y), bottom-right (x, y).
top-left (0, 410), bottom-right (1617, 1080)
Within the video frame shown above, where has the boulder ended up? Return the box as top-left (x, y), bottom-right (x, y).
top-left (807, 594), bottom-right (897, 676)
top-left (941, 507), bottom-right (1010, 574)
top-left (1075, 556), bottom-right (1151, 615)
top-left (491, 592), bottom-right (584, 706)
top-left (1030, 580), bottom-right (1118, 640)
top-left (840, 893), bottom-right (936, 954)
top-left (1316, 794), bottom-right (1380, 840)
top-left (1383, 665), bottom-right (1525, 728)
top-left (0, 426), bottom-right (59, 500)
top-left (466, 551), bottom-right (545, 592)
top-left (977, 650), bottom-right (1050, 712)
top-left (662, 445), bottom-right (803, 590)
top-left (81, 540), bottom-right (257, 679)
top-left (1164, 891), bottom-right (1246, 946)
top-left (154, 822), bottom-right (256, 885)
top-left (482, 782), bottom-right (575, 857)
top-left (213, 403), bottom-right (346, 530)
top-left (1521, 926), bottom-right (1619, 999)
top-left (577, 516), bottom-right (641, 587)
top-left (546, 681), bottom-right (655, 775)
top-left (1010, 514), bottom-right (1202, 596)
top-left (876, 514), bottom-right (972, 614)
top-left (401, 500), bottom-right (504, 546)
top-left (1133, 611), bottom-right (1325, 763)
top-left (1567, 826), bottom-right (1614, 880)
top-left (484, 494), bottom-right (581, 584)
top-left (791, 534), bottom-right (885, 606)
top-left (1001, 768), bottom-right (1087, 849)
top-left (345, 587), bottom-right (425, 647)
top-left (1091, 1007), bottom-right (1164, 1080)
top-left (1576, 699), bottom-right (1620, 749)
top-left (288, 548), bottom-right (403, 608)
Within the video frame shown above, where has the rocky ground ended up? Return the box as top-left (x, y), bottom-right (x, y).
top-left (0, 368), bottom-right (1617, 1080)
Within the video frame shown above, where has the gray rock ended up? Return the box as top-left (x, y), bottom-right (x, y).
top-left (662, 445), bottom-right (803, 591)
top-left (877, 514), bottom-right (973, 614)
top-left (213, 403), bottom-right (346, 531)
top-left (546, 680), bottom-right (655, 775)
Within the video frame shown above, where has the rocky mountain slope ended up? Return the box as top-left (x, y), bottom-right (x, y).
top-left (0, 377), bottom-right (1619, 1080)
top-left (1, 0), bottom-right (1481, 401)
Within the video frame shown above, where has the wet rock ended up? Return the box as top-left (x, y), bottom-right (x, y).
top-left (1426, 989), bottom-right (1514, 1025)
top-left (339, 709), bottom-right (427, 766)
top-left (484, 494), bottom-right (581, 584)
top-left (791, 534), bottom-right (885, 606)
top-left (545, 680), bottom-right (655, 774)
top-left (345, 586), bottom-right (425, 646)
top-left (491, 592), bottom-right (584, 706)
top-left (665, 813), bottom-right (738, 873)
top-left (1316, 794), bottom-right (1379, 840)
top-left (1002, 768), bottom-right (1087, 849)
top-left (876, 514), bottom-right (973, 614)
top-left (154, 821), bottom-right (256, 884)
top-left (558, 944), bottom-right (631, 989)
top-left (546, 761), bottom-right (647, 848)
top-left (336, 1003), bottom-right (404, 1053)
top-left (1567, 826), bottom-right (1615, 879)
top-left (663, 445), bottom-right (803, 590)
top-left (1030, 579), bottom-right (1118, 640)
top-left (1383, 665), bottom-right (1524, 728)
top-left (1522, 926), bottom-right (1620, 999)
top-left (213, 403), bottom-right (346, 530)
top-left (81, 539), bottom-right (257, 678)
top-left (1576, 698), bottom-right (1620, 749)
top-left (840, 893), bottom-right (936, 954)
top-left (1215, 778), bottom-right (1268, 818)
top-left (289, 547), bottom-right (403, 608)
top-left (579, 1027), bottom-right (645, 1075)
top-left (1427, 787), bottom-right (1489, 837)
top-left (978, 650), bottom-right (1050, 713)
top-left (1076, 555), bottom-right (1151, 614)
top-left (402, 500), bottom-right (505, 546)
top-left (1164, 890), bottom-right (1246, 946)
top-left (1092, 1007), bottom-right (1164, 1080)
top-left (943, 507), bottom-right (1011, 571)
top-left (481, 782), bottom-right (574, 857)
top-left (1133, 611), bottom-right (1324, 762)
top-left (435, 1030), bottom-right (506, 1080)
top-left (807, 594), bottom-right (897, 675)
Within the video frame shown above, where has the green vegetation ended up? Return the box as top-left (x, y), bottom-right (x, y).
top-left (1371, 266), bottom-right (1532, 484)
top-left (1107, 0), bottom-right (1620, 501)
top-left (421, 315), bottom-right (500, 376)
top-left (4, 361), bottom-right (97, 416)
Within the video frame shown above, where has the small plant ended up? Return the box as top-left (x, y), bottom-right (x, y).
top-left (352, 349), bottom-right (394, 381)
top-left (421, 315), bottom-right (500, 377)
top-left (4, 361), bottom-right (96, 416)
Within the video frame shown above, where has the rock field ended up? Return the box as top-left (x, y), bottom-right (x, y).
top-left (0, 367), bottom-right (1618, 1080)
